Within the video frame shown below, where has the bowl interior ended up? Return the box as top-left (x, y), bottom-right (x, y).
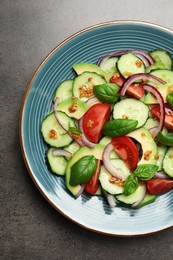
top-left (21, 21), bottom-right (173, 236)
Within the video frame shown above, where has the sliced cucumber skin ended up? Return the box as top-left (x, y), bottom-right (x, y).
top-left (150, 69), bottom-right (173, 85)
top-left (46, 148), bottom-right (67, 176)
top-left (100, 57), bottom-right (118, 79)
top-left (144, 85), bottom-right (173, 104)
top-left (144, 118), bottom-right (168, 135)
top-left (73, 71), bottom-right (106, 101)
top-left (99, 137), bottom-right (119, 159)
top-left (136, 193), bottom-right (158, 209)
top-left (54, 79), bottom-right (73, 102)
top-left (117, 53), bottom-right (145, 78)
top-left (113, 98), bottom-right (149, 128)
top-left (41, 112), bottom-right (75, 148)
top-left (99, 166), bottom-right (124, 195)
top-left (111, 159), bottom-right (130, 179)
top-left (163, 147), bottom-right (173, 177)
top-left (57, 99), bottom-right (89, 119)
top-left (156, 145), bottom-right (167, 171)
top-left (73, 62), bottom-right (109, 82)
top-left (64, 142), bottom-right (80, 156)
top-left (116, 183), bottom-right (146, 205)
top-left (146, 50), bottom-right (173, 72)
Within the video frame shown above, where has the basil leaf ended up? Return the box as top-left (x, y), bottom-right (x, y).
top-left (166, 91), bottom-right (173, 108)
top-left (93, 83), bottom-right (120, 103)
top-left (124, 174), bottom-right (138, 196)
top-left (69, 127), bottom-right (82, 136)
top-left (103, 119), bottom-right (138, 137)
top-left (70, 155), bottom-right (97, 186)
top-left (133, 164), bottom-right (158, 181)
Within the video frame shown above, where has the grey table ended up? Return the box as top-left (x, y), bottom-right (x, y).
top-left (1, 0), bottom-right (173, 259)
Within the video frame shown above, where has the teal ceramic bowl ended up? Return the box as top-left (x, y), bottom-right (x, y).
top-left (20, 21), bottom-right (173, 236)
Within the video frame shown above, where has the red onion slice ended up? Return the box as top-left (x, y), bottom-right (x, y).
top-left (154, 171), bottom-right (170, 179)
top-left (51, 149), bottom-right (72, 158)
top-left (142, 84), bottom-right (165, 137)
top-left (86, 97), bottom-right (101, 107)
top-left (165, 107), bottom-right (173, 115)
top-left (102, 143), bottom-right (127, 181)
top-left (132, 50), bottom-right (154, 65)
top-left (75, 184), bottom-right (85, 199)
top-left (78, 116), bottom-right (95, 148)
top-left (131, 184), bottom-right (147, 208)
top-left (120, 73), bottom-right (166, 96)
top-left (106, 193), bottom-right (117, 208)
top-left (53, 97), bottom-right (85, 146)
top-left (97, 49), bottom-right (154, 68)
top-left (132, 53), bottom-right (150, 67)
top-left (97, 50), bottom-right (130, 67)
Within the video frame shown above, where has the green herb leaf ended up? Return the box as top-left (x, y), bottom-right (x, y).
top-left (70, 155), bottom-right (97, 186)
top-left (133, 164), bottom-right (158, 181)
top-left (166, 91), bottom-right (173, 108)
top-left (157, 131), bottom-right (173, 146)
top-left (69, 127), bottom-right (82, 136)
top-left (124, 174), bottom-right (138, 196)
top-left (93, 83), bottom-right (120, 103)
top-left (103, 119), bottom-right (138, 137)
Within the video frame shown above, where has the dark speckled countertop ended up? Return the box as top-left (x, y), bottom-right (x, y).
top-left (1, 0), bottom-right (173, 259)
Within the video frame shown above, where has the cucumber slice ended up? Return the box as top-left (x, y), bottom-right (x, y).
top-left (146, 50), bottom-right (173, 72)
top-left (99, 137), bottom-right (120, 159)
top-left (136, 193), bottom-right (158, 208)
top-left (111, 159), bottom-right (130, 178)
top-left (117, 53), bottom-right (145, 78)
top-left (113, 98), bottom-right (149, 128)
top-left (41, 112), bottom-right (75, 148)
top-left (46, 148), bottom-right (67, 175)
top-left (73, 63), bottom-right (109, 81)
top-left (163, 147), bottom-right (173, 177)
top-left (57, 98), bottom-right (88, 119)
top-left (54, 79), bottom-right (73, 102)
top-left (99, 136), bottom-right (111, 146)
top-left (99, 166), bottom-right (124, 195)
top-left (73, 71), bottom-right (106, 101)
top-left (99, 57), bottom-right (118, 79)
top-left (127, 127), bottom-right (158, 165)
top-left (64, 142), bottom-right (80, 156)
top-left (150, 70), bottom-right (173, 85)
top-left (144, 85), bottom-right (173, 104)
top-left (144, 118), bottom-right (168, 135)
top-left (116, 182), bottom-right (146, 205)
top-left (156, 145), bottom-right (167, 171)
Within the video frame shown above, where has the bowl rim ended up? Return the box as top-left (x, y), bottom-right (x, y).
top-left (19, 20), bottom-right (173, 237)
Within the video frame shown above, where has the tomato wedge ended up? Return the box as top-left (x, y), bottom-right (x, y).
top-left (85, 160), bottom-right (101, 194)
top-left (110, 74), bottom-right (145, 99)
top-left (150, 104), bottom-right (173, 130)
top-left (147, 178), bottom-right (173, 195)
top-left (82, 103), bottom-right (111, 143)
top-left (111, 136), bottom-right (138, 171)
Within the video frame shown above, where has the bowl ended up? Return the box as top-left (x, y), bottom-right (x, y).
top-left (20, 21), bottom-right (173, 236)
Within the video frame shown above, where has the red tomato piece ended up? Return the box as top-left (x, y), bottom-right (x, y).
top-left (82, 103), bottom-right (111, 143)
top-left (150, 104), bottom-right (173, 130)
top-left (111, 136), bottom-right (139, 171)
top-left (147, 178), bottom-right (173, 195)
top-left (85, 160), bottom-right (101, 194)
top-left (110, 74), bottom-right (145, 99)
top-left (110, 74), bottom-right (125, 86)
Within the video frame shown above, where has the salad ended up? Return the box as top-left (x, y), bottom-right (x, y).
top-left (41, 49), bottom-right (173, 209)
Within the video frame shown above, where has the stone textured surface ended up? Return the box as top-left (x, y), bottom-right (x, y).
top-left (0, 0), bottom-right (173, 259)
